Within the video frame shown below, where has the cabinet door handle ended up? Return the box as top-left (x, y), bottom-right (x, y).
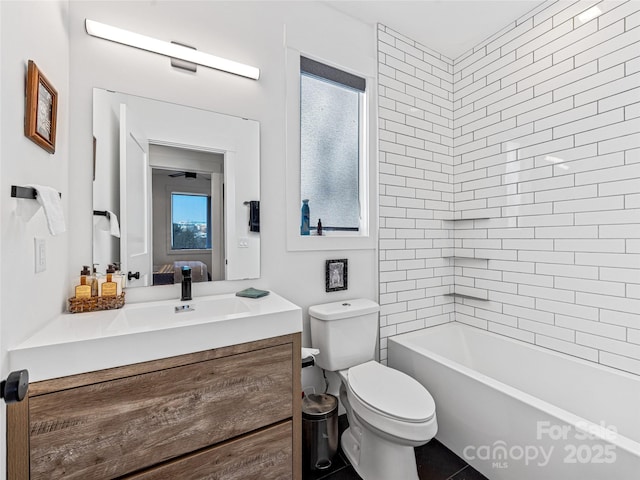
top-left (1, 369), bottom-right (29, 404)
top-left (128, 271), bottom-right (140, 281)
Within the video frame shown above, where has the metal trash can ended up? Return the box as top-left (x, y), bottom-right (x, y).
top-left (302, 393), bottom-right (339, 471)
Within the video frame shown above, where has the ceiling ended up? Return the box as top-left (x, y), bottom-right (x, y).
top-left (325, 0), bottom-right (545, 60)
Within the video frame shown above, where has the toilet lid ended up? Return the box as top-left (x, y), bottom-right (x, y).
top-left (348, 361), bottom-right (435, 423)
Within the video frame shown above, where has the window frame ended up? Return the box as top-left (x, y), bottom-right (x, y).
top-left (300, 64), bottom-right (364, 233)
top-left (285, 49), bottom-right (377, 252)
top-left (164, 184), bottom-right (213, 257)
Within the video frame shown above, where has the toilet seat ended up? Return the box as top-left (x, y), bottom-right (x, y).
top-left (347, 361), bottom-right (435, 423)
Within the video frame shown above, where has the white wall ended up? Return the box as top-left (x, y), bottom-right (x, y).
top-left (379, 0), bottom-right (640, 375)
top-left (0, 0), bottom-right (70, 473)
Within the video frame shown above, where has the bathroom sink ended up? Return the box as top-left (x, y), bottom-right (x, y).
top-left (10, 292), bottom-right (302, 382)
top-left (112, 296), bottom-right (253, 331)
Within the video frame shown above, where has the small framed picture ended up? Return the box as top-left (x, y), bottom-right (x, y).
top-left (325, 259), bottom-right (348, 292)
top-left (25, 60), bottom-right (58, 154)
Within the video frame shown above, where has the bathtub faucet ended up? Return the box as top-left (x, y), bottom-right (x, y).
top-left (181, 266), bottom-right (192, 301)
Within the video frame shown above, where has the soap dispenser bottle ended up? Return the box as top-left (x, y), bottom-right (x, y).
top-left (113, 262), bottom-right (125, 289)
top-left (100, 266), bottom-right (118, 297)
top-left (90, 264), bottom-right (100, 297)
top-left (75, 266), bottom-right (92, 299)
top-left (108, 264), bottom-right (124, 295)
top-left (301, 199), bottom-right (310, 235)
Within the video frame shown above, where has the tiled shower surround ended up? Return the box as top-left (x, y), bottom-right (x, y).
top-left (378, 25), bottom-right (456, 357)
top-left (378, 0), bottom-right (640, 374)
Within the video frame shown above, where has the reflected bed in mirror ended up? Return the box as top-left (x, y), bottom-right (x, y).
top-left (92, 88), bottom-right (260, 288)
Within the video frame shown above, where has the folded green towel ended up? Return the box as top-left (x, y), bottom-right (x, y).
top-left (236, 287), bottom-right (270, 298)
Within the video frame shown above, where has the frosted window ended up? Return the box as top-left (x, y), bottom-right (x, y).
top-left (300, 72), bottom-right (361, 231)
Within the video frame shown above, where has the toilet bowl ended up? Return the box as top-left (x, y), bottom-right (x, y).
top-left (309, 299), bottom-right (438, 480)
top-left (338, 361), bottom-right (437, 480)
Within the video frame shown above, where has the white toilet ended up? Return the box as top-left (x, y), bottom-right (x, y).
top-left (309, 299), bottom-right (437, 480)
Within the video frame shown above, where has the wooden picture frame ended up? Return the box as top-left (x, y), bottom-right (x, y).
top-left (25, 60), bottom-right (58, 154)
top-left (325, 259), bottom-right (348, 292)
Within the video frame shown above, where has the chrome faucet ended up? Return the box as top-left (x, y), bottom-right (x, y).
top-left (181, 266), bottom-right (192, 301)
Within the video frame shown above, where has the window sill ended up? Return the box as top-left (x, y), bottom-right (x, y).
top-left (167, 249), bottom-right (212, 256)
top-left (287, 232), bottom-right (375, 252)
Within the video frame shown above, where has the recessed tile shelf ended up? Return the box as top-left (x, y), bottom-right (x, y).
top-left (444, 293), bottom-right (489, 301)
top-left (443, 256), bottom-right (489, 260)
top-left (442, 217), bottom-right (491, 221)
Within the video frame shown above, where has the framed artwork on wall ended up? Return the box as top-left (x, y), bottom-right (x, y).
top-left (25, 60), bottom-right (58, 154)
top-left (325, 258), bottom-right (348, 292)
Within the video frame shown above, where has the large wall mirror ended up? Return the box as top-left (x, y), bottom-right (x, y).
top-left (92, 88), bottom-right (260, 288)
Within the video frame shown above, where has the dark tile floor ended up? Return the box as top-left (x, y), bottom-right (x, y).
top-left (304, 415), bottom-right (489, 480)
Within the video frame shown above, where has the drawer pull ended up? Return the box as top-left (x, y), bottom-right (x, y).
top-left (1, 369), bottom-right (29, 404)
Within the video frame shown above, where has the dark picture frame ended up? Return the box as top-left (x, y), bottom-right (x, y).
top-left (325, 259), bottom-right (348, 292)
top-left (25, 60), bottom-right (58, 154)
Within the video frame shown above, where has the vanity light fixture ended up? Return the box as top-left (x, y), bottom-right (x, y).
top-left (85, 19), bottom-right (260, 80)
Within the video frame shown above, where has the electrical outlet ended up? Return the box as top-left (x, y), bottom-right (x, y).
top-left (34, 238), bottom-right (46, 273)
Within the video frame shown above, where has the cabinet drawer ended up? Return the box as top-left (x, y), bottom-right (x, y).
top-left (29, 343), bottom-right (292, 479)
top-left (126, 421), bottom-right (293, 480)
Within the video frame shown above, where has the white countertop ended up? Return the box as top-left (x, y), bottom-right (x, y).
top-left (10, 292), bottom-right (302, 382)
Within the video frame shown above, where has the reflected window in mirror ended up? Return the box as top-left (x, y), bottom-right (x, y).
top-left (171, 193), bottom-right (212, 251)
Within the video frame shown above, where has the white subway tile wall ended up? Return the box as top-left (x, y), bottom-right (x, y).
top-left (378, 25), bottom-right (456, 363)
top-left (378, 0), bottom-right (640, 373)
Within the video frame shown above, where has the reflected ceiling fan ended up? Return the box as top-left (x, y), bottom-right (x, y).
top-left (169, 171), bottom-right (198, 179)
top-left (167, 171), bottom-right (212, 181)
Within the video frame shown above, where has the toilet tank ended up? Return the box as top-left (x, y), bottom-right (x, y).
top-left (309, 299), bottom-right (380, 371)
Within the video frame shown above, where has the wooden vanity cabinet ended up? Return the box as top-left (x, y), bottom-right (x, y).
top-left (7, 333), bottom-right (302, 480)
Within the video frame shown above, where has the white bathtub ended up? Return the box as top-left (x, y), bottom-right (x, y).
top-left (388, 322), bottom-right (640, 480)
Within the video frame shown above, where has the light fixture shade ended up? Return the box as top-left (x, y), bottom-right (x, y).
top-left (85, 19), bottom-right (260, 80)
